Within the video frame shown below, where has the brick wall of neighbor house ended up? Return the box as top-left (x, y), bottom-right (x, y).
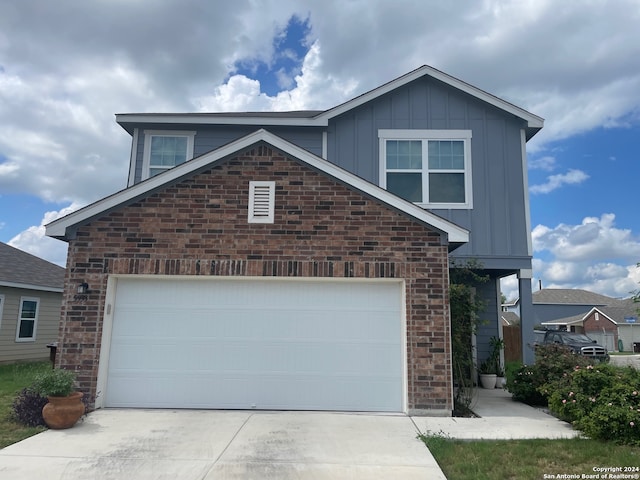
top-left (57, 144), bottom-right (452, 414)
top-left (583, 311), bottom-right (618, 345)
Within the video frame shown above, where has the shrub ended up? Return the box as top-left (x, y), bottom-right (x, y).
top-left (505, 343), bottom-right (594, 406)
top-left (547, 364), bottom-right (640, 445)
top-left (11, 387), bottom-right (47, 427)
top-left (31, 368), bottom-right (77, 397)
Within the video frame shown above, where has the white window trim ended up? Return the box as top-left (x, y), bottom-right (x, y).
top-left (16, 296), bottom-right (39, 342)
top-left (378, 129), bottom-right (473, 209)
top-left (142, 130), bottom-right (196, 180)
top-left (248, 181), bottom-right (276, 224)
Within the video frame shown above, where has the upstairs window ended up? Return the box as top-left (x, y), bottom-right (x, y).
top-left (143, 130), bottom-right (196, 179)
top-left (16, 297), bottom-right (39, 342)
top-left (379, 129), bottom-right (472, 209)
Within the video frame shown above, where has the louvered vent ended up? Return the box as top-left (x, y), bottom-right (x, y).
top-left (248, 181), bottom-right (275, 223)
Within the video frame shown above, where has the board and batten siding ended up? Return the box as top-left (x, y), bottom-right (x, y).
top-left (0, 287), bottom-right (61, 364)
top-left (132, 125), bottom-right (325, 184)
top-left (325, 76), bottom-right (531, 269)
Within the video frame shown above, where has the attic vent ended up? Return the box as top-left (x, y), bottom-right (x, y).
top-left (248, 181), bottom-right (275, 223)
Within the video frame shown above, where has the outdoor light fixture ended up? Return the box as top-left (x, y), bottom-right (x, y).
top-left (74, 282), bottom-right (90, 301)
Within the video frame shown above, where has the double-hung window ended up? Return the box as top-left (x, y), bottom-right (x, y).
top-left (16, 297), bottom-right (39, 342)
top-left (379, 129), bottom-right (472, 208)
top-left (143, 130), bottom-right (196, 179)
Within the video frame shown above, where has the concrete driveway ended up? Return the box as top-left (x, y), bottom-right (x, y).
top-left (0, 410), bottom-right (444, 479)
top-left (610, 354), bottom-right (640, 368)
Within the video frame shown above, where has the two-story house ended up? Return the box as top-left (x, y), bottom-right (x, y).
top-left (46, 65), bottom-right (543, 415)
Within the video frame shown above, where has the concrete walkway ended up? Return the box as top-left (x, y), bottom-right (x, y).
top-left (0, 388), bottom-right (578, 479)
top-left (415, 387), bottom-right (579, 440)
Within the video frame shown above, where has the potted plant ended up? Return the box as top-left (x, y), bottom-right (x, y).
top-left (478, 359), bottom-right (497, 389)
top-left (31, 368), bottom-right (85, 429)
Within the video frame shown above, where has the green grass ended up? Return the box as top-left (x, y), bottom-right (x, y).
top-left (419, 433), bottom-right (640, 480)
top-left (0, 362), bottom-right (50, 449)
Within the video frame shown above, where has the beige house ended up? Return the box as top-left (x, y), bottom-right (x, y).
top-left (0, 242), bottom-right (65, 364)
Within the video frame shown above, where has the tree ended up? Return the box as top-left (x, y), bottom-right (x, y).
top-left (449, 259), bottom-right (489, 415)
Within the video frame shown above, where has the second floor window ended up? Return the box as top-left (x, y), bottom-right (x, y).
top-left (143, 130), bottom-right (196, 179)
top-left (379, 129), bottom-right (473, 209)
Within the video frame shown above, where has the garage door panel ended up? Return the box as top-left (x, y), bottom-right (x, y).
top-left (106, 278), bottom-right (403, 411)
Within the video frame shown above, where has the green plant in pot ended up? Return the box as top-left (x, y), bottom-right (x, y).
top-left (31, 368), bottom-right (85, 429)
top-left (478, 358), bottom-right (497, 388)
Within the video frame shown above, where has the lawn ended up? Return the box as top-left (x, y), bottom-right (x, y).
top-left (0, 361), bottom-right (49, 449)
top-left (421, 434), bottom-right (640, 480)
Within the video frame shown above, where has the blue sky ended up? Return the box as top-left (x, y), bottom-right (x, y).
top-left (1, 1), bottom-right (639, 301)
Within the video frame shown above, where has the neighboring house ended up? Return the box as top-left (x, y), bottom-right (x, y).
top-left (0, 242), bottom-right (65, 364)
top-left (45, 65), bottom-right (543, 415)
top-left (530, 288), bottom-right (640, 352)
top-left (501, 312), bottom-right (520, 326)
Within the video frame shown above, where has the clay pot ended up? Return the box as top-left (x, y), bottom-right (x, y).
top-left (42, 392), bottom-right (85, 429)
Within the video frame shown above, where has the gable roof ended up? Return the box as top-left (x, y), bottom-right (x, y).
top-left (533, 288), bottom-right (617, 306)
top-left (0, 242), bottom-right (65, 292)
top-left (46, 129), bottom-right (469, 249)
top-left (116, 65), bottom-right (544, 140)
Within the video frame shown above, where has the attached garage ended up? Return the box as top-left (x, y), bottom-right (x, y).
top-left (100, 276), bottom-right (405, 412)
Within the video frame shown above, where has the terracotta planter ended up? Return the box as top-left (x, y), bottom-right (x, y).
top-left (42, 392), bottom-right (85, 429)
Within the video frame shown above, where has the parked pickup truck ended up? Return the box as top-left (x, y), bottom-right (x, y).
top-left (542, 331), bottom-right (610, 362)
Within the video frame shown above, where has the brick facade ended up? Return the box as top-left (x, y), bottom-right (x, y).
top-left (583, 310), bottom-right (618, 345)
top-left (58, 143), bottom-right (452, 414)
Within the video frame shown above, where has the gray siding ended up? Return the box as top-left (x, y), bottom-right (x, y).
top-left (132, 125), bottom-right (324, 184)
top-left (326, 77), bottom-right (531, 270)
top-left (533, 304), bottom-right (593, 326)
top-left (0, 287), bottom-right (61, 364)
top-left (475, 276), bottom-right (501, 364)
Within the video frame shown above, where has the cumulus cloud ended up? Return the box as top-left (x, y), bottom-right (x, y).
top-left (532, 214), bottom-right (640, 263)
top-left (9, 203), bottom-right (83, 267)
top-left (530, 169), bottom-right (589, 194)
top-left (195, 41), bottom-right (359, 112)
top-left (528, 214), bottom-right (640, 298)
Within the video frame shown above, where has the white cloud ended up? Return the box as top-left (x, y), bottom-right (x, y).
top-left (532, 214), bottom-right (640, 263)
top-left (8, 203), bottom-right (83, 267)
top-left (529, 169), bottom-right (589, 194)
top-left (528, 156), bottom-right (556, 171)
top-left (194, 41), bottom-right (359, 112)
top-left (529, 214), bottom-right (640, 298)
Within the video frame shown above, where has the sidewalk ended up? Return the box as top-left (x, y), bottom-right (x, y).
top-left (412, 387), bottom-right (579, 440)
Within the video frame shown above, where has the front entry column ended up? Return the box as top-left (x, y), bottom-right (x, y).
top-left (518, 269), bottom-right (535, 364)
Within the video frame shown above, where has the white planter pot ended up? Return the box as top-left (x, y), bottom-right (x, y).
top-left (479, 374), bottom-right (497, 389)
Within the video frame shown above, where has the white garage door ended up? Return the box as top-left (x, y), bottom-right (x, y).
top-left (105, 277), bottom-right (404, 412)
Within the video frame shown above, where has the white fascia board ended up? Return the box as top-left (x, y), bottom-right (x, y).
top-left (541, 319), bottom-right (584, 326)
top-left (46, 129), bottom-right (469, 244)
top-left (0, 281), bottom-right (63, 293)
top-left (116, 114), bottom-right (325, 127)
top-left (316, 65), bottom-right (544, 129)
